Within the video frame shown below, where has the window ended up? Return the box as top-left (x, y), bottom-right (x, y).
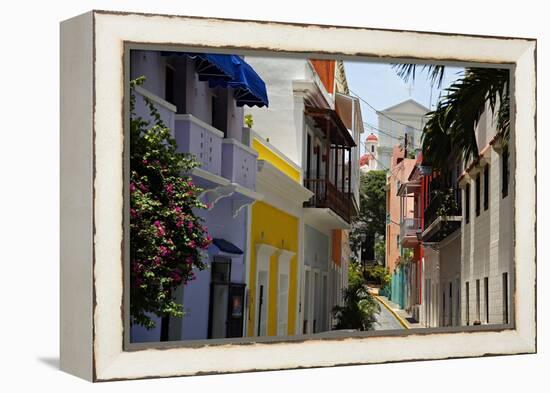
top-left (484, 165), bottom-right (490, 211)
top-left (502, 147), bottom-right (509, 198)
top-left (211, 95), bottom-right (217, 129)
top-left (484, 277), bottom-right (489, 323)
top-left (164, 65), bottom-right (174, 105)
top-left (211, 93), bottom-right (229, 137)
top-left (503, 272), bottom-right (509, 324)
top-left (449, 282), bottom-right (453, 326)
top-left (465, 282), bottom-right (470, 325)
top-left (371, 144), bottom-right (375, 153)
top-left (465, 184), bottom-right (471, 223)
top-left (306, 134), bottom-right (312, 180)
top-left (396, 235), bottom-right (400, 250)
top-left (315, 144), bottom-right (321, 180)
top-left (303, 270), bottom-right (311, 334)
top-left (211, 258), bottom-right (231, 283)
top-left (475, 174), bottom-right (481, 217)
top-left (475, 279), bottom-right (481, 323)
top-left (405, 126), bottom-right (414, 151)
top-left (442, 288), bottom-right (446, 327)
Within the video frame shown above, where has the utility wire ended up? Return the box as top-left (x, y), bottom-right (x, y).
top-left (361, 140), bottom-right (416, 180)
top-left (362, 121), bottom-right (420, 150)
top-left (349, 88), bottom-right (426, 133)
top-left (363, 121), bottom-right (419, 149)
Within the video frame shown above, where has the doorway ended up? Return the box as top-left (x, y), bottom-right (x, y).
top-left (256, 270), bottom-right (268, 336)
top-left (208, 257), bottom-right (246, 339)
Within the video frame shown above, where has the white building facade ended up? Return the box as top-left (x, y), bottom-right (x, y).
top-left (459, 105), bottom-right (514, 326)
top-left (377, 99), bottom-right (429, 170)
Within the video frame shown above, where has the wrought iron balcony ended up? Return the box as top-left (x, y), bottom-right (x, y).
top-left (400, 217), bottom-right (422, 248)
top-left (303, 178), bottom-right (352, 223)
top-left (422, 189), bottom-right (462, 243)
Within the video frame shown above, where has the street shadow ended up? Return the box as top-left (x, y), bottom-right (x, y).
top-left (37, 356), bottom-right (59, 370)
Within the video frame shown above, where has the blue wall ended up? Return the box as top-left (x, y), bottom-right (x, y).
top-left (390, 265), bottom-right (410, 309)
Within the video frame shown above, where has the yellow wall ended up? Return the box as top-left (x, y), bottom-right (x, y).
top-left (252, 138), bottom-right (300, 182)
top-left (248, 202), bottom-right (299, 337)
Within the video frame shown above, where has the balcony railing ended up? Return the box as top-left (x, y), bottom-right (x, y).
top-left (422, 189), bottom-right (461, 242)
top-left (175, 114), bottom-right (223, 176)
top-left (175, 114), bottom-right (257, 190)
top-left (303, 178), bottom-right (352, 223)
top-left (424, 190), bottom-right (461, 229)
top-left (221, 139), bottom-right (257, 190)
top-left (134, 86), bottom-right (177, 137)
top-left (400, 217), bottom-right (422, 247)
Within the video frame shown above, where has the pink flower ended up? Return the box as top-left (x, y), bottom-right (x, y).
top-left (159, 245), bottom-right (170, 257)
top-left (187, 221), bottom-right (194, 230)
top-left (185, 256), bottom-right (193, 264)
top-left (153, 220), bottom-right (165, 237)
top-left (165, 183), bottom-right (174, 194)
top-left (170, 269), bottom-right (182, 282)
top-left (130, 208), bottom-right (137, 218)
top-left (201, 235), bottom-right (212, 249)
top-left (188, 180), bottom-right (194, 187)
top-left (131, 261), bottom-right (141, 273)
top-left (153, 256), bottom-right (162, 266)
top-left (188, 240), bottom-right (196, 248)
top-left (130, 183), bottom-right (136, 193)
top-left (174, 206), bottom-right (182, 213)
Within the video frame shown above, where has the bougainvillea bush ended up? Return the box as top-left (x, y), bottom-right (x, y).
top-left (130, 77), bottom-right (211, 329)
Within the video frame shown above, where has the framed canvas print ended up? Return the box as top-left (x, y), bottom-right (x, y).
top-left (60, 10), bottom-right (536, 382)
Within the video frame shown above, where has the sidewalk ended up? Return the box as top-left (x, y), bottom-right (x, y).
top-left (369, 288), bottom-right (422, 329)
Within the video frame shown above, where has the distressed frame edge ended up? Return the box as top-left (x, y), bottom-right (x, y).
top-left (59, 11), bottom-right (96, 381)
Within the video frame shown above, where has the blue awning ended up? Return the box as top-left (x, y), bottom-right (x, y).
top-left (161, 52), bottom-right (235, 81)
top-left (208, 57), bottom-right (269, 108)
top-left (161, 52), bottom-right (268, 108)
top-left (212, 238), bottom-right (244, 255)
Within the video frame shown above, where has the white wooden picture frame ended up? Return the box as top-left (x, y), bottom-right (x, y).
top-left (60, 10), bottom-right (536, 381)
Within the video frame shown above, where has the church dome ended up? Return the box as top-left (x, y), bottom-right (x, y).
top-left (366, 133), bottom-right (378, 142)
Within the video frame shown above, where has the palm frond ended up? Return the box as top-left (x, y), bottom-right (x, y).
top-left (420, 67), bottom-right (510, 170)
top-left (392, 64), bottom-right (447, 88)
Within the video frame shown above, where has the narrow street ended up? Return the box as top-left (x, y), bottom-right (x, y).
top-left (372, 297), bottom-right (407, 331)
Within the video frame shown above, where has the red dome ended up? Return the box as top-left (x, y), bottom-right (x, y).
top-left (366, 133), bottom-right (378, 142)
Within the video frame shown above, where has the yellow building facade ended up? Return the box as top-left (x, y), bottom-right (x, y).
top-left (247, 136), bottom-right (312, 337)
top-left (248, 202), bottom-right (299, 336)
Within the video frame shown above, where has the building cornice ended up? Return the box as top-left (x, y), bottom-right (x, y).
top-left (257, 160), bottom-right (313, 206)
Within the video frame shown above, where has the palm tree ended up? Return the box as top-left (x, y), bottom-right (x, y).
top-left (393, 64), bottom-right (510, 171)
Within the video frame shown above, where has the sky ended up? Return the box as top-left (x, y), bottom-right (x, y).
top-left (343, 61), bottom-right (464, 156)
